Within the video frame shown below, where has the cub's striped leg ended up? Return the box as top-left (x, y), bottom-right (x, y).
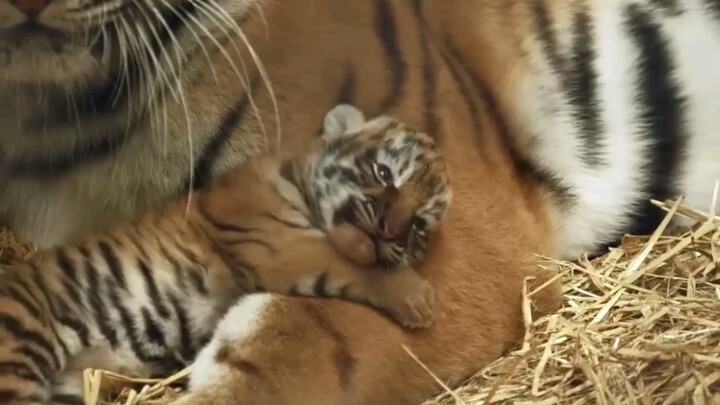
top-left (235, 229), bottom-right (436, 329)
top-left (286, 265), bottom-right (436, 329)
top-left (0, 202), bottom-right (242, 405)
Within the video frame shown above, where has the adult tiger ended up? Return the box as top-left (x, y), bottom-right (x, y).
top-left (0, 0), bottom-right (718, 403)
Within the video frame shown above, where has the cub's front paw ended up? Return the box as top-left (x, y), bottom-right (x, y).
top-left (328, 223), bottom-right (377, 266)
top-left (370, 274), bottom-right (436, 329)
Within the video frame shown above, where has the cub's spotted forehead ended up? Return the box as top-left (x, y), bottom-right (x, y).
top-left (323, 118), bottom-right (438, 162)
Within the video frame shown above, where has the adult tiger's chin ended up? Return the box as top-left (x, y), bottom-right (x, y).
top-left (0, 42), bottom-right (106, 85)
top-left (0, 9), bottom-right (110, 85)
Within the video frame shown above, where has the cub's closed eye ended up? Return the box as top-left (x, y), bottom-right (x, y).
top-left (373, 163), bottom-right (394, 186)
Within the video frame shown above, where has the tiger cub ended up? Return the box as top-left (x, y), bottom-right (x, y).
top-left (0, 104), bottom-right (451, 404)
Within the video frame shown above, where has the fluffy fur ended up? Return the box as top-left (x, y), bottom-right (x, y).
top-left (0, 103), bottom-right (451, 404)
top-left (1, 0), bottom-right (718, 403)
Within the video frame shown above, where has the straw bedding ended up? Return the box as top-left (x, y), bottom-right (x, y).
top-left (1, 198), bottom-right (718, 405)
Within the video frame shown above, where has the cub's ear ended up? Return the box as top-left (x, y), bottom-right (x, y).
top-left (322, 104), bottom-right (366, 141)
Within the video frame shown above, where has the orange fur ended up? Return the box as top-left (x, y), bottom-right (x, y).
top-left (0, 105), bottom-right (453, 404)
top-left (156, 1), bottom-right (564, 404)
top-left (0, 0), bottom-right (565, 404)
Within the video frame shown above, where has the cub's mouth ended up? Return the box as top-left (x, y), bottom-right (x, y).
top-left (329, 196), bottom-right (408, 268)
top-left (353, 216), bottom-right (398, 242)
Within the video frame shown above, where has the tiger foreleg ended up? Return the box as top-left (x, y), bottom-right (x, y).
top-left (326, 223), bottom-right (377, 267)
top-left (254, 234), bottom-right (436, 329)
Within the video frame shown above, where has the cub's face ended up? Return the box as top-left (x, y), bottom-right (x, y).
top-left (309, 104), bottom-right (452, 269)
top-left (0, 0), bottom-right (257, 85)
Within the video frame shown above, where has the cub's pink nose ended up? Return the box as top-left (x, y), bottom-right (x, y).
top-left (377, 219), bottom-right (398, 240)
top-left (12, 0), bottom-right (49, 14)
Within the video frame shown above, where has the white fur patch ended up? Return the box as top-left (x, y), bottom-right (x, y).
top-left (658, 0), bottom-right (720, 218)
top-left (511, 0), bottom-right (720, 259)
top-left (187, 294), bottom-right (274, 390)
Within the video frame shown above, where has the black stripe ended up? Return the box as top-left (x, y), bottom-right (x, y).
top-left (172, 241), bottom-right (202, 269)
top-left (226, 238), bottom-right (278, 253)
top-left (210, 239), bottom-right (260, 288)
top-left (157, 242), bottom-right (186, 289)
top-left (51, 394), bottom-right (84, 405)
top-left (532, 0), bottom-right (604, 167)
top-left (706, 0), bottom-right (720, 19)
top-left (152, 0), bottom-right (198, 53)
top-left (138, 258), bottom-right (171, 319)
top-left (169, 296), bottom-right (194, 362)
top-left (411, 0), bottom-right (439, 139)
top-left (84, 258), bottom-right (119, 347)
top-left (0, 361), bottom-right (46, 384)
top-left (336, 65), bottom-right (356, 105)
top-left (79, 247), bottom-right (91, 259)
top-left (17, 346), bottom-right (53, 379)
top-left (624, 4), bottom-right (687, 236)
top-left (126, 230), bottom-right (149, 259)
top-left (12, 276), bottom-right (67, 367)
top-left (279, 160), bottom-right (301, 193)
top-left (532, 0), bottom-right (564, 72)
top-left (262, 212), bottom-right (312, 229)
top-left (0, 390), bottom-right (18, 402)
top-left (374, 0), bottom-right (406, 113)
top-left (55, 250), bottom-right (79, 285)
top-left (567, 7), bottom-right (603, 166)
top-left (650, 0), bottom-right (683, 15)
top-left (3, 286), bottom-right (41, 318)
top-left (318, 65), bottom-right (357, 137)
top-left (187, 270), bottom-right (209, 296)
top-left (185, 75), bottom-right (260, 190)
top-left (55, 250), bottom-right (85, 310)
top-left (17, 80), bottom-right (121, 140)
top-left (14, 276), bottom-right (42, 308)
top-left (198, 200), bottom-right (256, 234)
top-left (52, 298), bottom-right (91, 348)
top-left (301, 303), bottom-right (356, 389)
top-left (442, 39), bottom-right (576, 207)
top-left (98, 241), bottom-right (128, 290)
top-left (339, 284), bottom-right (351, 299)
top-left (108, 234), bottom-right (125, 248)
top-left (313, 272), bottom-right (329, 297)
top-left (5, 128), bottom-right (131, 179)
top-left (105, 277), bottom-right (166, 364)
top-left (190, 234), bottom-right (253, 290)
top-left (30, 267), bottom-right (90, 350)
top-left (141, 308), bottom-right (167, 346)
top-left (0, 315), bottom-right (57, 364)
top-left (437, 40), bottom-right (484, 143)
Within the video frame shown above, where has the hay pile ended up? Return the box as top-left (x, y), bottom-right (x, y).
top-left (1, 198), bottom-right (719, 405)
top-left (426, 198), bottom-right (720, 405)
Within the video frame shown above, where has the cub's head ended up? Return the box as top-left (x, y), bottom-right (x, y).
top-left (307, 104), bottom-right (452, 269)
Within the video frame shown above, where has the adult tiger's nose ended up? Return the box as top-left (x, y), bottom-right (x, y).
top-left (11, 0), bottom-right (50, 14)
